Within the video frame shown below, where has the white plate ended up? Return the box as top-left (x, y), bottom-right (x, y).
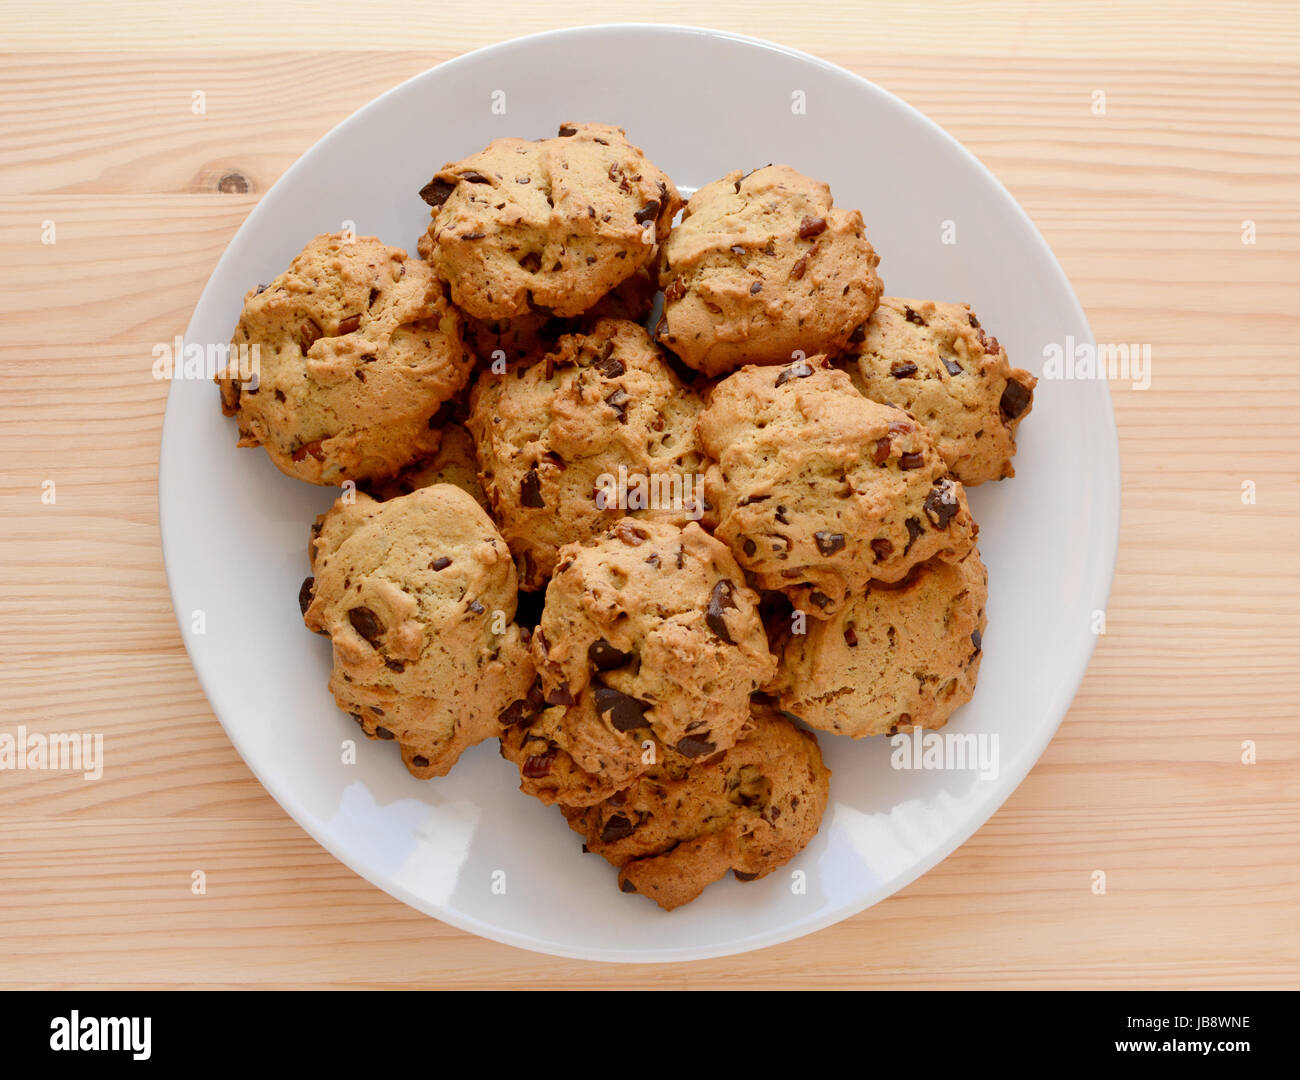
top-left (160, 24), bottom-right (1119, 962)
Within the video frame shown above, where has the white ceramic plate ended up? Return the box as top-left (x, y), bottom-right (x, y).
top-left (161, 24), bottom-right (1119, 962)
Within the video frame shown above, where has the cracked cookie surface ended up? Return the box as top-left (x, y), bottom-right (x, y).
top-left (217, 233), bottom-right (471, 485)
top-left (301, 484), bottom-right (533, 778)
top-left (656, 165), bottom-right (882, 376)
top-left (844, 298), bottom-right (1036, 485)
top-left (498, 519), bottom-right (775, 804)
top-left (698, 357), bottom-right (978, 616)
top-left (771, 548), bottom-right (987, 737)
top-left (418, 122), bottom-right (680, 320)
top-left (562, 709), bottom-right (830, 910)
top-left (467, 318), bottom-right (710, 589)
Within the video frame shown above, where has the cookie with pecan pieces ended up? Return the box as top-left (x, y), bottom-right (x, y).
top-left (698, 356), bottom-right (977, 617)
top-left (656, 165), bottom-right (882, 376)
top-left (498, 518), bottom-right (775, 804)
top-left (771, 548), bottom-right (988, 737)
top-left (301, 484), bottom-right (533, 779)
top-left (467, 318), bottom-right (710, 589)
top-left (418, 122), bottom-right (680, 320)
top-left (562, 709), bottom-right (829, 910)
top-left (217, 233), bottom-right (471, 485)
top-left (845, 298), bottom-right (1036, 485)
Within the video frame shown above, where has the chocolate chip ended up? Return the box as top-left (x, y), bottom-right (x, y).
top-left (592, 346), bottom-right (625, 379)
top-left (601, 814), bottom-right (634, 842)
top-left (545, 681), bottom-right (576, 707)
top-left (798, 216), bottom-right (828, 239)
top-left (431, 556), bottom-right (452, 570)
top-left (500, 680), bottom-right (546, 727)
top-left (1000, 379), bottom-right (1032, 420)
top-left (706, 580), bottom-right (738, 643)
top-left (461, 170), bottom-right (490, 184)
top-left (872, 437), bottom-right (892, 466)
top-left (775, 361), bottom-right (813, 387)
top-left (298, 576), bottom-right (314, 615)
top-left (589, 639), bottom-right (633, 670)
top-left (790, 255), bottom-right (808, 280)
top-left (634, 200), bottom-right (660, 226)
top-left (467, 600), bottom-right (485, 614)
top-left (254, 283), bottom-right (267, 295)
top-left (677, 734), bottom-right (717, 758)
top-left (890, 361), bottom-right (918, 379)
top-left (970, 628), bottom-right (983, 655)
top-left (521, 469), bottom-right (545, 508)
top-left (604, 388), bottom-right (630, 421)
top-left (338, 314), bottom-right (361, 335)
top-left (814, 531), bottom-right (845, 555)
top-left (594, 683), bottom-right (649, 731)
top-left (734, 870), bottom-right (760, 882)
top-left (619, 877), bottom-right (638, 893)
top-left (523, 749), bottom-right (556, 778)
top-left (904, 305), bottom-right (927, 326)
top-left (849, 323), bottom-right (866, 344)
top-left (809, 590), bottom-right (831, 609)
top-left (750, 281), bottom-right (763, 295)
top-left (775, 505), bottom-right (789, 525)
top-left (375, 726), bottom-right (395, 740)
top-left (871, 538), bottom-right (893, 562)
top-left (412, 755), bottom-right (430, 768)
top-left (348, 606), bottom-right (384, 645)
top-left (924, 480), bottom-right (960, 528)
top-left (903, 516), bottom-right (924, 555)
top-left (418, 178), bottom-right (455, 207)
top-left (844, 626), bottom-right (859, 647)
top-left (742, 538), bottom-right (757, 556)
top-left (386, 659), bottom-right (406, 673)
top-left (899, 452), bottom-right (924, 470)
top-left (943, 357), bottom-right (964, 376)
top-left (518, 251), bottom-right (542, 273)
top-left (557, 124), bottom-right (577, 137)
top-left (299, 319), bottom-right (322, 355)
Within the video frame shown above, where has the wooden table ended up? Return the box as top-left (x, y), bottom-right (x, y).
top-left (2, 1), bottom-right (1297, 989)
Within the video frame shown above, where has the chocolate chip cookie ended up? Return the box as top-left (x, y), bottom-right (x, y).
top-left (418, 122), bottom-right (681, 320)
top-left (844, 298), bottom-right (1037, 484)
top-left (217, 233), bottom-right (472, 485)
top-left (498, 518), bottom-right (775, 804)
top-left (656, 165), bottom-right (882, 376)
top-left (467, 318), bottom-right (710, 589)
top-left (771, 548), bottom-right (988, 737)
top-left (698, 357), bottom-right (978, 616)
top-left (561, 709), bottom-right (830, 910)
top-left (301, 484), bottom-right (533, 778)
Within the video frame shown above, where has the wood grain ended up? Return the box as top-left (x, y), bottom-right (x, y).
top-left (1, 2), bottom-right (1298, 989)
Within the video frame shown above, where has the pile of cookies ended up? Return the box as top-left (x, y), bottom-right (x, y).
top-left (216, 122), bottom-right (1036, 911)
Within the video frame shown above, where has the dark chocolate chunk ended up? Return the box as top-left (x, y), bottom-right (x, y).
top-left (347, 606), bottom-right (384, 646)
top-left (337, 314), bottom-right (361, 335)
top-left (775, 361), bottom-right (813, 387)
top-left (706, 580), bottom-right (738, 643)
top-left (898, 451), bottom-right (924, 470)
top-left (594, 684), bottom-right (649, 732)
top-left (418, 178), bottom-right (455, 207)
top-left (589, 639), bottom-right (633, 671)
top-left (600, 814), bottom-right (635, 843)
top-left (1000, 379), bottom-right (1032, 420)
top-left (298, 576), bottom-right (314, 615)
top-left (890, 361), bottom-right (918, 379)
top-left (522, 749), bottom-right (556, 778)
top-left (924, 480), bottom-right (959, 528)
top-left (814, 531), bottom-right (845, 555)
top-left (521, 468), bottom-right (545, 508)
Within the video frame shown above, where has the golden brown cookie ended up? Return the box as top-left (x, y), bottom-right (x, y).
top-left (467, 318), bottom-right (710, 589)
top-left (771, 548), bottom-right (988, 737)
top-left (562, 709), bottom-right (830, 910)
top-left (698, 356), bottom-right (978, 616)
top-left (216, 233), bottom-right (472, 485)
top-left (418, 122), bottom-right (681, 320)
top-left (361, 422), bottom-right (489, 512)
top-left (656, 165), bottom-right (882, 376)
top-left (845, 298), bottom-right (1036, 484)
top-left (498, 518), bottom-right (774, 804)
top-left (301, 484), bottom-right (533, 778)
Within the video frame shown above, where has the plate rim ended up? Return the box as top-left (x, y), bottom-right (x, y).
top-left (159, 22), bottom-right (1121, 964)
